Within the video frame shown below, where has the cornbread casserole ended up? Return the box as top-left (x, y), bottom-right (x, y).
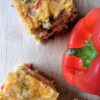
top-left (13, 0), bottom-right (77, 42)
top-left (0, 64), bottom-right (59, 100)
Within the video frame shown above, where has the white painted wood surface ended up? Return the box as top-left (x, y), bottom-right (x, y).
top-left (0, 0), bottom-right (100, 99)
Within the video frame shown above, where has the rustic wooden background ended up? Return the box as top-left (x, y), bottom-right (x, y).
top-left (0, 0), bottom-right (100, 99)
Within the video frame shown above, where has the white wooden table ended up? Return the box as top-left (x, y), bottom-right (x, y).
top-left (0, 0), bottom-right (100, 99)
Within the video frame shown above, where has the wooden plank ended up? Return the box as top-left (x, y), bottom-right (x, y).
top-left (75, 0), bottom-right (100, 15)
top-left (0, 0), bottom-right (100, 99)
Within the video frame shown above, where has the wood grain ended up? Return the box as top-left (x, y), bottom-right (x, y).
top-left (0, 0), bottom-right (100, 100)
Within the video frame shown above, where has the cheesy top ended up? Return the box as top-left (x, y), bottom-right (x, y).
top-left (13, 0), bottom-right (74, 28)
top-left (0, 66), bottom-right (59, 100)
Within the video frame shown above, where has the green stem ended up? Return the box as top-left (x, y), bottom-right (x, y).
top-left (67, 40), bottom-right (98, 67)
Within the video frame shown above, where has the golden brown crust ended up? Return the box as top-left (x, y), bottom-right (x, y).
top-left (13, 0), bottom-right (77, 42)
top-left (0, 64), bottom-right (59, 100)
top-left (23, 64), bottom-right (57, 90)
top-left (47, 7), bottom-right (77, 37)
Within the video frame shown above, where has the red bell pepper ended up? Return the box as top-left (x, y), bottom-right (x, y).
top-left (62, 8), bottom-right (100, 96)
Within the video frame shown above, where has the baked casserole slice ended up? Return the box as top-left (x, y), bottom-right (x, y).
top-left (0, 64), bottom-right (59, 100)
top-left (13, 0), bottom-right (77, 42)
